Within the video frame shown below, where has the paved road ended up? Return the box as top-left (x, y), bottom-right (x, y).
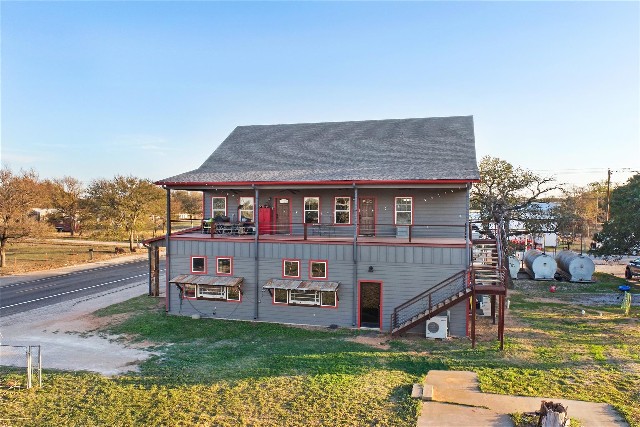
top-left (0, 260), bottom-right (162, 317)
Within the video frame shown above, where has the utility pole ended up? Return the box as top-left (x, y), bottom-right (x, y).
top-left (606, 168), bottom-right (611, 222)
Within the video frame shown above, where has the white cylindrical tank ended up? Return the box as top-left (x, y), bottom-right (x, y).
top-left (555, 250), bottom-right (595, 282)
top-left (508, 256), bottom-right (520, 279)
top-left (523, 249), bottom-right (557, 280)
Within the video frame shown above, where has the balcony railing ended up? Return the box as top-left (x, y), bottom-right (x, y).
top-left (197, 221), bottom-right (467, 242)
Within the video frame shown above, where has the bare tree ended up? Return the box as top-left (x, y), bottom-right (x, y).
top-left (471, 156), bottom-right (560, 255)
top-left (0, 167), bottom-right (46, 267)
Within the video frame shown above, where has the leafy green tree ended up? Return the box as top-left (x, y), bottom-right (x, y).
top-left (597, 174), bottom-right (640, 254)
top-left (86, 176), bottom-right (165, 251)
top-left (48, 176), bottom-right (84, 236)
top-left (553, 182), bottom-right (607, 248)
top-left (0, 167), bottom-right (47, 267)
top-left (471, 156), bottom-right (559, 254)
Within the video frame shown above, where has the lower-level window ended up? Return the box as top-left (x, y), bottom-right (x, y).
top-left (273, 289), bottom-right (337, 307)
top-left (183, 284), bottom-right (197, 298)
top-left (182, 284), bottom-right (241, 302)
top-left (290, 289), bottom-right (320, 305)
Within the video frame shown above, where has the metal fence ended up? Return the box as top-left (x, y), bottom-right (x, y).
top-left (0, 345), bottom-right (42, 389)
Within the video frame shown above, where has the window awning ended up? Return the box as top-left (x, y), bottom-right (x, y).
top-left (170, 275), bottom-right (243, 288)
top-left (262, 279), bottom-right (339, 292)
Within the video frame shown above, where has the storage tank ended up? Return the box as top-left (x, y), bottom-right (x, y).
top-left (523, 249), bottom-right (557, 280)
top-left (555, 250), bottom-right (595, 282)
top-left (508, 256), bottom-right (520, 279)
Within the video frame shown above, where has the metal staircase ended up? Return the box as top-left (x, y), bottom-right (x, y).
top-left (390, 270), bottom-right (470, 336)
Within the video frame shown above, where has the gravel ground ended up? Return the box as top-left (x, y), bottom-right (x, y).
top-left (1, 256), bottom-right (165, 376)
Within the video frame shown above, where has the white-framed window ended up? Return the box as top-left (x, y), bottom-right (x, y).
top-left (334, 197), bottom-right (350, 224)
top-left (283, 259), bottom-right (300, 278)
top-left (211, 197), bottom-right (227, 220)
top-left (304, 197), bottom-right (319, 224)
top-left (196, 284), bottom-right (241, 302)
top-left (279, 289), bottom-right (337, 307)
top-left (320, 291), bottom-right (337, 307)
top-left (395, 197), bottom-right (413, 225)
top-left (191, 256), bottom-right (206, 273)
top-left (274, 288), bottom-right (288, 304)
top-left (290, 289), bottom-right (320, 305)
top-left (198, 285), bottom-right (226, 299)
top-left (310, 260), bottom-right (327, 279)
top-left (216, 257), bottom-right (232, 275)
top-left (182, 284), bottom-right (197, 299)
top-left (239, 197), bottom-right (254, 222)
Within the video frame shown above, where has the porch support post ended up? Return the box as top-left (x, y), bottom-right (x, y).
top-left (352, 184), bottom-right (358, 327)
top-left (471, 290), bottom-right (476, 348)
top-left (465, 184), bottom-right (471, 267)
top-left (254, 185), bottom-right (260, 320)
top-left (165, 187), bottom-right (171, 312)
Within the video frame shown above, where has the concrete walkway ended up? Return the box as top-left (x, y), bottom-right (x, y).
top-left (417, 371), bottom-right (628, 427)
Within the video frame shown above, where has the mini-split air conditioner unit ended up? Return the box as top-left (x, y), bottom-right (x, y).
top-left (425, 315), bottom-right (448, 339)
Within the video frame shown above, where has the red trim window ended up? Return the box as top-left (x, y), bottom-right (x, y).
top-left (334, 196), bottom-right (351, 224)
top-left (283, 259), bottom-right (300, 278)
top-left (216, 256), bottom-right (233, 276)
top-left (309, 260), bottom-right (328, 279)
top-left (239, 196), bottom-right (255, 222)
top-left (211, 196), bottom-right (227, 220)
top-left (304, 197), bottom-right (320, 224)
top-left (191, 256), bottom-right (207, 274)
top-left (394, 196), bottom-right (413, 225)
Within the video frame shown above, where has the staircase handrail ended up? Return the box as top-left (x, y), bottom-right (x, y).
top-left (390, 270), bottom-right (467, 331)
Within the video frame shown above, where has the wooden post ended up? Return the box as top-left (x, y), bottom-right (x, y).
top-left (538, 401), bottom-right (569, 427)
top-left (471, 291), bottom-right (476, 348)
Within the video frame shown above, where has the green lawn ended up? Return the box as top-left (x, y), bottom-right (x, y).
top-left (1, 274), bottom-right (638, 426)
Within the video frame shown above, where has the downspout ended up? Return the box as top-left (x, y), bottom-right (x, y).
top-left (253, 185), bottom-right (259, 320)
top-left (165, 187), bottom-right (171, 313)
top-left (352, 183), bottom-right (358, 327)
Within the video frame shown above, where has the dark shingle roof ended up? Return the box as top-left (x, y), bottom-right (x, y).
top-left (158, 116), bottom-right (479, 185)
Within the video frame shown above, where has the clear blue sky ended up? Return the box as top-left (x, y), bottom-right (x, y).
top-left (2, 1), bottom-right (638, 187)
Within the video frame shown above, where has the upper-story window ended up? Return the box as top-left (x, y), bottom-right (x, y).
top-left (395, 197), bottom-right (413, 225)
top-left (216, 257), bottom-right (232, 275)
top-left (239, 197), bottom-right (254, 222)
top-left (334, 197), bottom-right (350, 224)
top-left (211, 197), bottom-right (227, 220)
top-left (283, 259), bottom-right (300, 278)
top-left (304, 197), bottom-right (319, 224)
top-left (191, 256), bottom-right (207, 274)
top-left (310, 260), bottom-right (327, 279)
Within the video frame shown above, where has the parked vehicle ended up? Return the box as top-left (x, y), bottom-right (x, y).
top-left (626, 258), bottom-right (640, 279)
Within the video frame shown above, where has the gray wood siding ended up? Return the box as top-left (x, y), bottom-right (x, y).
top-left (168, 239), bottom-right (469, 335)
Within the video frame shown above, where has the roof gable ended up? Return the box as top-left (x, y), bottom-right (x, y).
top-left (159, 116), bottom-right (480, 185)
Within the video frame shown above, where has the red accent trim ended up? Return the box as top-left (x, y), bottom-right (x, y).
top-left (282, 259), bottom-right (301, 278)
top-left (157, 179), bottom-right (478, 187)
top-left (215, 256), bottom-right (233, 276)
top-left (303, 196), bottom-right (321, 224)
top-left (211, 195), bottom-right (228, 218)
top-left (309, 260), bottom-right (328, 280)
top-left (333, 196), bottom-right (352, 225)
top-left (357, 280), bottom-right (383, 330)
top-left (393, 196), bottom-right (414, 225)
top-left (466, 297), bottom-right (470, 337)
top-left (142, 226), bottom-right (201, 245)
top-left (190, 256), bottom-right (207, 274)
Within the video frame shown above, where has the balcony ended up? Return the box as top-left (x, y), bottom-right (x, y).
top-left (171, 222), bottom-right (468, 247)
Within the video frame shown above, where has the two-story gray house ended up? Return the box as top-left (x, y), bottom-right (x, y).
top-left (155, 116), bottom-right (501, 339)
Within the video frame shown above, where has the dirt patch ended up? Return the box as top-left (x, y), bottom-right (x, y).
top-left (347, 335), bottom-right (391, 350)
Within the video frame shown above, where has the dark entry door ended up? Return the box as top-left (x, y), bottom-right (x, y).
top-left (275, 199), bottom-right (290, 234)
top-left (359, 198), bottom-right (375, 236)
top-left (359, 282), bottom-right (381, 329)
